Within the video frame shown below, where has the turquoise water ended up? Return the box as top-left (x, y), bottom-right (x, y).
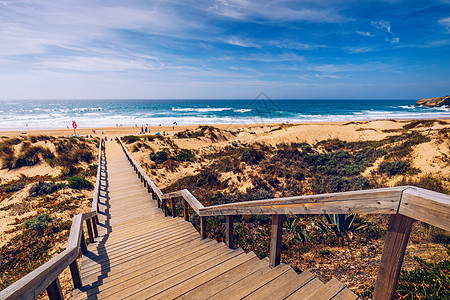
top-left (0, 99), bottom-right (448, 130)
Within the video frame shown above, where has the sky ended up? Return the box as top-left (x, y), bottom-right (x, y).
top-left (0, 0), bottom-right (449, 100)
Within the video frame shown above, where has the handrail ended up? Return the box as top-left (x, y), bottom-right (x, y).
top-left (91, 137), bottom-right (103, 214)
top-left (199, 186), bottom-right (406, 216)
top-left (198, 186), bottom-right (450, 231)
top-left (163, 189), bottom-right (204, 214)
top-left (0, 138), bottom-right (104, 300)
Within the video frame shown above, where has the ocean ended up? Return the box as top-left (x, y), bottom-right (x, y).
top-left (0, 99), bottom-right (448, 131)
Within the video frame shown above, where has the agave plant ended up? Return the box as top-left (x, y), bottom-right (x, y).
top-left (316, 214), bottom-right (368, 236)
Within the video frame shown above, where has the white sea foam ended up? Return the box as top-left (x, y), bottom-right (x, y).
top-left (172, 107), bottom-right (232, 112)
top-left (234, 109), bottom-right (252, 113)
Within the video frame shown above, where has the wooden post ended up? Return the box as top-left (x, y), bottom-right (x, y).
top-left (86, 219), bottom-right (94, 243)
top-left (163, 199), bottom-right (168, 217)
top-left (80, 230), bottom-right (88, 254)
top-left (154, 192), bottom-right (160, 208)
top-left (200, 216), bottom-right (207, 239)
top-left (226, 215), bottom-right (234, 249)
top-left (270, 214), bottom-right (284, 267)
top-left (183, 200), bottom-right (189, 221)
top-left (69, 260), bottom-right (82, 288)
top-left (92, 217), bottom-right (98, 238)
top-left (373, 214), bottom-right (413, 300)
top-left (46, 277), bottom-right (63, 300)
top-left (170, 198), bottom-right (176, 218)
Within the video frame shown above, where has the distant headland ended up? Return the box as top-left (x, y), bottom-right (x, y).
top-left (416, 95), bottom-right (450, 107)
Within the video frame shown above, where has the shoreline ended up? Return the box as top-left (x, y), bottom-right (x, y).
top-left (1, 117), bottom-right (449, 138)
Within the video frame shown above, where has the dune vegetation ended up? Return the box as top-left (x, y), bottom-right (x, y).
top-left (0, 135), bottom-right (98, 294)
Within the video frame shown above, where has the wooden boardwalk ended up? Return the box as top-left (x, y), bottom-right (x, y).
top-left (72, 141), bottom-right (357, 299)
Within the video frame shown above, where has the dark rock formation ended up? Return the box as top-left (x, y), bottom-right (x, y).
top-left (415, 96), bottom-right (450, 107)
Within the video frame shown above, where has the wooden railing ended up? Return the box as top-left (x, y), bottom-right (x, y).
top-left (0, 139), bottom-right (104, 300)
top-left (118, 137), bottom-right (450, 300)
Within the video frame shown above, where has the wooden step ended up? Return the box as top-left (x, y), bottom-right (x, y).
top-left (74, 240), bottom-right (227, 298)
top-left (286, 277), bottom-right (324, 299)
top-left (179, 255), bottom-right (269, 299)
top-left (120, 248), bottom-right (245, 299)
top-left (212, 263), bottom-right (292, 299)
top-left (243, 269), bottom-right (316, 299)
top-left (151, 250), bottom-right (256, 299)
top-left (304, 278), bottom-right (347, 300)
top-left (82, 244), bottom-right (237, 299)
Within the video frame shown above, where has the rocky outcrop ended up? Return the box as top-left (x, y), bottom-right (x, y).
top-left (415, 96), bottom-right (450, 107)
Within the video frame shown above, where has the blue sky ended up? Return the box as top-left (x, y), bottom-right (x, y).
top-left (0, 0), bottom-right (449, 99)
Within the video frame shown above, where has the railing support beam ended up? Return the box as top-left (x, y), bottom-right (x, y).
top-left (171, 199), bottom-right (176, 217)
top-left (200, 216), bottom-right (207, 239)
top-left (183, 200), bottom-right (189, 221)
top-left (270, 214), bottom-right (284, 267)
top-left (163, 199), bottom-right (167, 217)
top-left (46, 277), bottom-right (63, 300)
top-left (373, 214), bottom-right (413, 300)
top-left (80, 230), bottom-right (88, 254)
top-left (92, 217), bottom-right (98, 238)
top-left (226, 215), bottom-right (234, 249)
top-left (69, 260), bottom-right (82, 289)
top-left (86, 219), bottom-right (94, 243)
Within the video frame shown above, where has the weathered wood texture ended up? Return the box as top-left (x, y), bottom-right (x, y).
top-left (226, 215), bottom-right (234, 248)
top-left (199, 187), bottom-right (407, 216)
top-left (399, 187), bottom-right (450, 231)
top-left (270, 214), bottom-right (284, 267)
top-left (46, 278), bottom-right (63, 300)
top-left (373, 214), bottom-right (414, 300)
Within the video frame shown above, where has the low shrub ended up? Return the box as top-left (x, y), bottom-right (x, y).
top-left (122, 135), bottom-right (140, 144)
top-left (396, 246), bottom-right (450, 299)
top-left (4, 182), bottom-right (26, 194)
top-left (73, 148), bottom-right (94, 163)
top-left (60, 166), bottom-right (82, 178)
top-left (67, 176), bottom-right (93, 190)
top-left (176, 149), bottom-right (195, 162)
top-left (13, 146), bottom-right (42, 168)
top-left (432, 232), bottom-right (450, 244)
top-left (378, 160), bottom-right (410, 176)
top-left (29, 181), bottom-right (65, 197)
top-left (403, 119), bottom-right (435, 130)
top-left (84, 164), bottom-right (98, 177)
top-left (150, 151), bottom-right (169, 164)
top-left (23, 214), bottom-right (51, 232)
top-left (241, 148), bottom-right (265, 165)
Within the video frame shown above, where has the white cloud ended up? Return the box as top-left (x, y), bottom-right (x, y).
top-left (208, 0), bottom-right (349, 23)
top-left (273, 40), bottom-right (328, 50)
top-left (348, 47), bottom-right (374, 53)
top-left (227, 37), bottom-right (260, 48)
top-left (0, 0), bottom-right (204, 56)
top-left (371, 20), bottom-right (392, 33)
top-left (438, 17), bottom-right (450, 32)
top-left (315, 74), bottom-right (341, 79)
top-left (357, 31), bottom-right (374, 37)
top-left (35, 56), bottom-right (163, 72)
